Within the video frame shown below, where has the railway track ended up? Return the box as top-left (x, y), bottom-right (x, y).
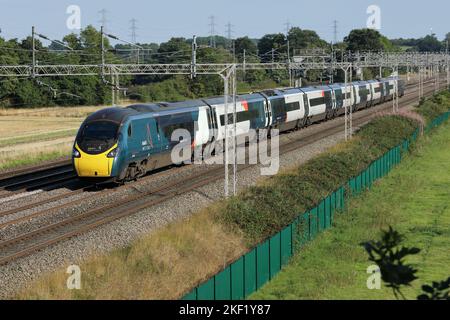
top-left (0, 162), bottom-right (76, 200)
top-left (0, 78), bottom-right (445, 266)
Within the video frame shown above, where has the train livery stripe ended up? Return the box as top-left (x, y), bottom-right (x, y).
top-left (242, 100), bottom-right (249, 111)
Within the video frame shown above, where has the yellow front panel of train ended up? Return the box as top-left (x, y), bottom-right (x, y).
top-left (74, 144), bottom-right (116, 177)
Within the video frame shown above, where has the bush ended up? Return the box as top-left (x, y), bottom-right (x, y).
top-left (220, 115), bottom-right (418, 244)
top-left (416, 91), bottom-right (450, 122)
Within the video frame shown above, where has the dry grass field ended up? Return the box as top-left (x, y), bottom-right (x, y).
top-left (17, 209), bottom-right (247, 300)
top-left (0, 104), bottom-right (129, 171)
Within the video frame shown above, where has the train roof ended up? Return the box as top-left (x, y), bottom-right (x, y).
top-left (86, 107), bottom-right (138, 124)
top-left (259, 89), bottom-right (285, 97)
top-left (127, 99), bottom-right (207, 114)
top-left (299, 86), bottom-right (323, 93)
top-left (278, 88), bottom-right (303, 95)
top-left (328, 83), bottom-right (345, 89)
top-left (126, 104), bottom-right (161, 113)
top-left (203, 95), bottom-right (233, 106)
top-left (159, 99), bottom-right (207, 109)
top-left (313, 85), bottom-right (333, 91)
top-left (238, 93), bottom-right (266, 102)
top-left (203, 93), bottom-right (265, 106)
top-left (298, 85), bottom-right (332, 93)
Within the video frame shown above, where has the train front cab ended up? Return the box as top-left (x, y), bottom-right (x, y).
top-left (72, 119), bottom-right (121, 181)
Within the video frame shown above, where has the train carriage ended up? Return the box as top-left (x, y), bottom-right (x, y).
top-left (279, 88), bottom-right (307, 130)
top-left (203, 93), bottom-right (267, 142)
top-left (300, 86), bottom-right (332, 123)
top-left (259, 88), bottom-right (306, 132)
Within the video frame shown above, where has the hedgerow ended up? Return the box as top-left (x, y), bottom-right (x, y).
top-left (220, 115), bottom-right (418, 244)
top-left (416, 90), bottom-right (450, 121)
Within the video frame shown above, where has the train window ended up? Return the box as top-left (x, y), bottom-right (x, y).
top-left (219, 113), bottom-right (234, 125)
top-left (309, 97), bottom-right (325, 107)
top-left (248, 101), bottom-right (264, 119)
top-left (285, 102), bottom-right (300, 112)
top-left (219, 109), bottom-right (261, 125)
top-left (271, 99), bottom-right (285, 116)
top-left (159, 114), bottom-right (195, 140)
top-left (359, 87), bottom-right (369, 96)
top-left (128, 124), bottom-right (132, 137)
top-left (78, 121), bottom-right (118, 144)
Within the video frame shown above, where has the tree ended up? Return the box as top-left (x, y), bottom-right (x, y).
top-left (344, 28), bottom-right (386, 52)
top-left (417, 34), bottom-right (443, 52)
top-left (287, 27), bottom-right (328, 51)
top-left (157, 37), bottom-right (190, 64)
top-left (234, 36), bottom-right (257, 57)
top-left (444, 33), bottom-right (450, 49)
top-left (257, 33), bottom-right (286, 62)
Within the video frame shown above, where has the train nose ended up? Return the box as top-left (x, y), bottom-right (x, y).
top-left (73, 145), bottom-right (115, 177)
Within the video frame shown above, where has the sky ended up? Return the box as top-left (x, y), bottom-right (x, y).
top-left (0, 0), bottom-right (448, 44)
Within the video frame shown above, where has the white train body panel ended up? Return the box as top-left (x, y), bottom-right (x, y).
top-left (210, 101), bottom-right (252, 141)
top-left (194, 106), bottom-right (211, 147)
top-left (370, 81), bottom-right (382, 102)
top-left (284, 93), bottom-right (305, 123)
top-left (305, 90), bottom-right (327, 117)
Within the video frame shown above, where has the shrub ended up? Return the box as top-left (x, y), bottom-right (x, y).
top-left (221, 115), bottom-right (418, 244)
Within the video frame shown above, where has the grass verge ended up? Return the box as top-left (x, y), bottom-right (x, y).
top-left (0, 129), bottom-right (77, 148)
top-left (16, 210), bottom-right (247, 300)
top-left (250, 118), bottom-right (450, 300)
top-left (0, 146), bottom-right (71, 171)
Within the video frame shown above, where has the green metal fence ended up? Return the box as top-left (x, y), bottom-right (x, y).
top-left (182, 113), bottom-right (448, 301)
top-left (425, 111), bottom-right (450, 133)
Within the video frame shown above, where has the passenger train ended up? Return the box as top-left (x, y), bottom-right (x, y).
top-left (72, 77), bottom-right (405, 182)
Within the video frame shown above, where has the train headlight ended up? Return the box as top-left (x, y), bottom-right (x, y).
top-left (72, 148), bottom-right (81, 158)
top-left (107, 148), bottom-right (118, 158)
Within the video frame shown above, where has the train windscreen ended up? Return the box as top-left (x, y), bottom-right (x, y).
top-left (77, 121), bottom-right (119, 154)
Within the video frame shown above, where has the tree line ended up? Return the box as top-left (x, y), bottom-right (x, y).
top-left (0, 27), bottom-right (448, 108)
